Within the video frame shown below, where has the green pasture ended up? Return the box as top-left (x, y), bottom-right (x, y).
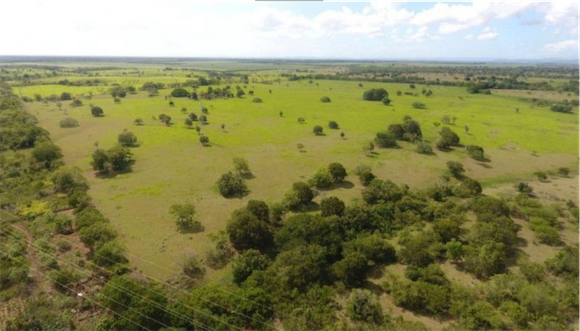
top-left (24, 78), bottom-right (578, 279)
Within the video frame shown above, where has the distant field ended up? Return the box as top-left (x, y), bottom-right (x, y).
top-left (25, 78), bottom-right (579, 279)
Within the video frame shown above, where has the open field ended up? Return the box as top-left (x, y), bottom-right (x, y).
top-left (21, 75), bottom-right (578, 279)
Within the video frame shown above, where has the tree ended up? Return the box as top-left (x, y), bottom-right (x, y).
top-left (279, 111), bottom-right (283, 117)
top-left (216, 172), bottom-right (247, 198)
top-left (362, 88), bottom-right (388, 101)
top-left (233, 157), bottom-right (251, 176)
top-left (362, 179), bottom-right (403, 205)
top-left (246, 200), bottom-right (269, 222)
top-left (107, 145), bottom-right (134, 172)
top-left (328, 162), bottom-right (347, 183)
top-left (188, 112), bottom-right (198, 122)
top-left (117, 131), bottom-right (138, 147)
top-left (297, 117), bottom-right (305, 124)
top-left (466, 145), bottom-right (485, 160)
top-left (320, 96), bottom-right (331, 102)
top-left (464, 242), bottom-right (507, 278)
top-left (438, 127), bottom-right (460, 149)
top-left (60, 92), bottom-right (72, 100)
top-left (461, 177), bottom-right (483, 196)
top-left (309, 168), bottom-right (332, 189)
top-left (170, 204), bottom-right (202, 233)
top-left (51, 166), bottom-right (89, 195)
top-left (91, 106), bottom-right (104, 117)
top-left (320, 197), bottom-right (345, 217)
top-left (412, 102), bottom-right (426, 109)
top-left (416, 142), bottom-right (433, 155)
top-left (343, 233), bottom-right (397, 264)
top-left (353, 164), bottom-right (375, 186)
top-left (388, 124), bottom-right (405, 140)
top-left (232, 249), bottom-right (270, 284)
top-left (375, 131), bottom-right (397, 148)
top-left (70, 99), bottom-right (83, 107)
top-left (340, 132), bottom-right (345, 139)
top-left (446, 239), bottom-right (464, 263)
top-left (199, 135), bottom-right (209, 146)
top-left (91, 148), bottom-right (109, 173)
top-left (226, 209), bottom-right (272, 252)
top-left (292, 182), bottom-right (314, 204)
top-left (346, 289), bottom-right (384, 324)
top-left (331, 252), bottom-right (370, 287)
top-left (171, 88), bottom-right (190, 97)
top-left (382, 97), bottom-right (391, 105)
top-left (134, 118), bottom-right (143, 126)
top-left (313, 125), bottom-right (323, 135)
top-left (535, 171), bottom-right (548, 181)
top-left (328, 121), bottom-right (339, 129)
top-left (447, 161), bottom-right (465, 178)
top-left (184, 118), bottom-right (193, 127)
top-left (32, 141), bottom-right (62, 168)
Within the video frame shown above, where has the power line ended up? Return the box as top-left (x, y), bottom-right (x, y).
top-left (0, 250), bottom-right (153, 331)
top-left (1, 230), bottom-right (224, 331)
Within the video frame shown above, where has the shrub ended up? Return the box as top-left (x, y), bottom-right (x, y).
top-left (232, 249), bottom-right (270, 284)
top-left (70, 99), bottom-right (83, 107)
top-left (309, 168), bottom-right (332, 189)
top-left (466, 145), bottom-right (485, 160)
top-left (59, 117), bottom-right (79, 128)
top-left (217, 172), bottom-right (247, 198)
top-left (375, 131), bottom-right (397, 148)
top-left (56, 240), bottom-right (72, 252)
top-left (412, 102), bottom-right (426, 109)
top-left (557, 167), bottom-right (570, 177)
top-left (416, 142), bottom-right (433, 155)
top-left (346, 289), bottom-right (384, 323)
top-left (199, 135), bottom-right (209, 145)
top-left (313, 125), bottom-right (324, 135)
top-left (328, 121), bottom-right (339, 129)
top-left (252, 97), bottom-right (262, 103)
top-left (362, 88), bottom-right (388, 101)
top-left (182, 254), bottom-right (205, 279)
top-left (91, 106), bottom-right (104, 117)
top-left (171, 88), bottom-right (190, 97)
top-left (328, 162), bottom-right (347, 183)
top-left (320, 197), bottom-right (346, 217)
top-left (117, 131), bottom-right (138, 147)
top-left (353, 165), bottom-right (375, 186)
top-left (54, 215), bottom-right (73, 235)
top-left (320, 96), bottom-right (331, 102)
top-left (447, 161), bottom-right (464, 178)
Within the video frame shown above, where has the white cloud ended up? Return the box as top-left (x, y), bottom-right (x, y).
top-left (411, 2), bottom-right (534, 33)
top-left (476, 27), bottom-right (499, 41)
top-left (543, 2), bottom-right (579, 33)
top-left (544, 40), bottom-right (579, 54)
top-left (463, 34), bottom-right (474, 40)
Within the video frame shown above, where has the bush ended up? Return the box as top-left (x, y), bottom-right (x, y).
top-left (447, 161), bottom-right (464, 178)
top-left (412, 102), bottom-right (426, 109)
top-left (533, 225), bottom-right (561, 246)
top-left (252, 97), bottom-right (262, 103)
top-left (557, 167), bottom-right (570, 177)
top-left (232, 249), bottom-right (270, 284)
top-left (70, 99), bottom-right (83, 107)
top-left (320, 197), bottom-right (346, 217)
top-left (346, 289), bottom-right (384, 323)
top-left (331, 252), bottom-right (370, 287)
top-left (171, 88), bottom-right (190, 98)
top-left (309, 168), bottom-right (332, 189)
top-left (353, 165), bottom-right (375, 186)
top-left (91, 106), bottom-right (104, 117)
top-left (375, 131), bottom-right (397, 148)
top-left (56, 240), bottom-right (72, 252)
top-left (182, 254), bottom-right (205, 279)
top-left (199, 135), bottom-right (209, 145)
top-left (170, 204), bottom-right (202, 233)
top-left (416, 142), bottom-right (433, 155)
top-left (362, 88), bottom-right (388, 101)
top-left (59, 117), bottom-right (79, 128)
top-left (54, 215), bottom-right (73, 235)
top-left (313, 125), bottom-right (323, 135)
top-left (117, 131), bottom-right (138, 147)
top-left (328, 121), bottom-right (339, 129)
top-left (328, 162), bottom-right (347, 183)
top-left (320, 96), bottom-right (331, 102)
top-left (466, 145), bottom-right (485, 160)
top-left (217, 172), bottom-right (248, 198)
top-left (226, 209), bottom-right (272, 252)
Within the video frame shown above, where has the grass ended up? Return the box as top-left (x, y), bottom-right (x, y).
top-left (23, 76), bottom-right (579, 279)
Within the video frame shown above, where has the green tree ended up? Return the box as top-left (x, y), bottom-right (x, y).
top-left (375, 131), bottom-right (397, 148)
top-left (320, 197), bottom-right (346, 217)
top-left (447, 161), bottom-right (465, 178)
top-left (216, 172), bottom-right (247, 198)
top-left (313, 125), bottom-right (324, 135)
top-left (170, 204), bottom-right (202, 233)
top-left (232, 249), bottom-right (270, 284)
top-left (226, 209), bottom-right (272, 252)
top-left (107, 145), bottom-right (134, 172)
top-left (32, 141), bottom-right (62, 168)
top-left (353, 164), bottom-right (375, 186)
top-left (90, 106), bottom-right (104, 117)
top-left (309, 168), bottom-right (332, 189)
top-left (117, 130), bottom-right (138, 147)
top-left (328, 162), bottom-right (347, 183)
top-left (446, 239), bottom-right (464, 262)
top-left (346, 289), bottom-right (384, 323)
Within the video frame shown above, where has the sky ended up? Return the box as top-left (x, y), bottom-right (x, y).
top-left (0, 1), bottom-right (578, 61)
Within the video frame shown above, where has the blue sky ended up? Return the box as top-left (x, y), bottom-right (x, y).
top-left (0, 1), bottom-right (577, 61)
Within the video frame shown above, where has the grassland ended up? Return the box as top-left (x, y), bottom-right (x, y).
top-left (19, 74), bottom-right (578, 279)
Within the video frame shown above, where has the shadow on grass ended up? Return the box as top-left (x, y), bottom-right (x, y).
top-left (302, 202), bottom-right (320, 212)
top-left (95, 168), bottom-right (133, 179)
top-left (477, 163), bottom-right (493, 169)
